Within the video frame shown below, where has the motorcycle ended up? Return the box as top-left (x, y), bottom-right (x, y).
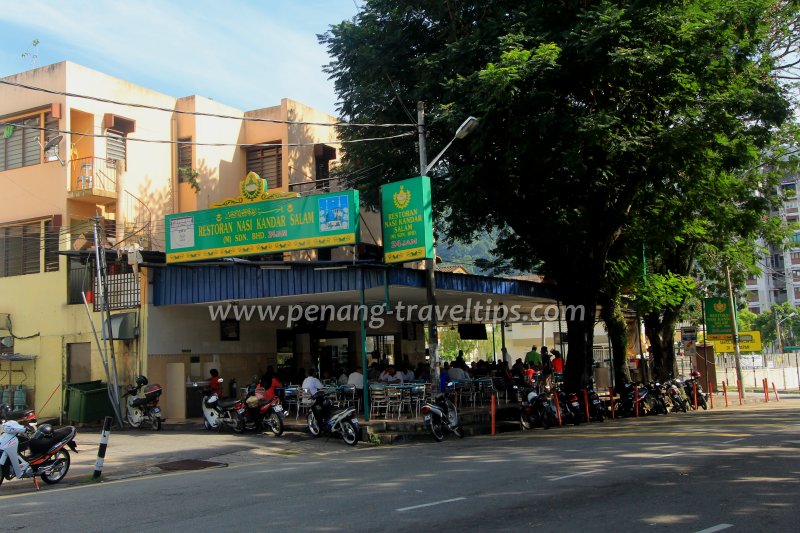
top-left (583, 387), bottom-right (606, 422)
top-left (241, 384), bottom-right (286, 436)
top-left (124, 375), bottom-right (163, 431)
top-left (666, 380), bottom-right (689, 413)
top-left (200, 379), bottom-right (245, 433)
top-left (306, 390), bottom-right (360, 446)
top-left (1, 421), bottom-right (77, 489)
top-left (684, 371), bottom-right (708, 410)
top-left (421, 390), bottom-right (464, 441)
top-left (555, 386), bottom-right (582, 425)
top-left (519, 388), bottom-right (557, 430)
top-left (616, 382), bottom-right (653, 417)
top-left (647, 382), bottom-right (669, 415)
top-left (0, 403), bottom-right (38, 433)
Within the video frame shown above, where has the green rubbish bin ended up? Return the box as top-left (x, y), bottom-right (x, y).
top-left (65, 381), bottom-right (115, 423)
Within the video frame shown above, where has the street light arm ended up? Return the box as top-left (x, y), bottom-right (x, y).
top-left (422, 116), bottom-right (478, 176)
top-left (424, 137), bottom-right (457, 175)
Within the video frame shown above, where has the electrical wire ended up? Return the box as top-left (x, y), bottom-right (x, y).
top-left (0, 119), bottom-right (415, 148)
top-left (0, 79), bottom-right (415, 128)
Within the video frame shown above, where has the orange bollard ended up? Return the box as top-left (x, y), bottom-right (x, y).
top-left (737, 379), bottom-right (743, 405)
top-left (609, 386), bottom-right (615, 419)
top-left (763, 378), bottom-right (769, 402)
top-left (772, 382), bottom-right (780, 402)
top-left (707, 377), bottom-right (714, 409)
top-left (553, 391), bottom-right (563, 426)
top-left (491, 393), bottom-right (497, 435)
top-left (693, 382), bottom-right (698, 410)
top-left (583, 388), bottom-right (591, 423)
top-left (723, 381), bottom-right (729, 407)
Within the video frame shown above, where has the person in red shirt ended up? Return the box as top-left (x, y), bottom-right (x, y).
top-left (209, 368), bottom-right (223, 397)
top-left (523, 363), bottom-right (535, 385)
top-left (551, 351), bottom-right (564, 384)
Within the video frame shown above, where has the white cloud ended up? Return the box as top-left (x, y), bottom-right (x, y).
top-left (0, 0), bottom-right (357, 114)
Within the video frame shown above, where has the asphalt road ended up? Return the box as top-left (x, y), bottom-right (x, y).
top-left (1, 402), bottom-right (798, 532)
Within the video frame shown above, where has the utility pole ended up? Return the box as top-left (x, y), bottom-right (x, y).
top-left (418, 102), bottom-right (440, 389)
top-left (725, 264), bottom-right (745, 397)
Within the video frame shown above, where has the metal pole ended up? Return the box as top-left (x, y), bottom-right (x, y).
top-left (359, 268), bottom-right (369, 420)
top-left (701, 291), bottom-right (709, 388)
top-left (725, 265), bottom-right (745, 397)
top-left (418, 101), bottom-right (440, 390)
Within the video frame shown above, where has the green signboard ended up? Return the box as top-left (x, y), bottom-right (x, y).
top-left (165, 189), bottom-right (359, 263)
top-left (704, 297), bottom-right (734, 335)
top-left (381, 176), bottom-right (434, 264)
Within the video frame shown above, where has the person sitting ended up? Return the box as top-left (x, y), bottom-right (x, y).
top-left (337, 368), bottom-right (349, 386)
top-left (301, 368), bottom-right (324, 395)
top-left (448, 362), bottom-right (468, 381)
top-left (209, 368), bottom-right (223, 397)
top-left (402, 364), bottom-right (415, 382)
top-left (380, 365), bottom-right (403, 384)
top-left (347, 368), bottom-right (364, 391)
top-left (523, 362), bottom-right (535, 385)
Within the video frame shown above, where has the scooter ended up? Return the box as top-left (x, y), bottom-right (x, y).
top-left (519, 388), bottom-right (556, 430)
top-left (666, 379), bottom-right (690, 412)
top-left (421, 388), bottom-right (464, 441)
top-left (241, 384), bottom-right (286, 436)
top-left (124, 375), bottom-right (163, 431)
top-left (1, 421), bottom-right (78, 490)
top-left (684, 371), bottom-right (708, 410)
top-left (583, 387), bottom-right (606, 422)
top-left (306, 390), bottom-right (360, 446)
top-left (200, 379), bottom-right (245, 433)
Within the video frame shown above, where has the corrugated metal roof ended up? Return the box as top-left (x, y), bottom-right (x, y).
top-left (153, 263), bottom-right (559, 306)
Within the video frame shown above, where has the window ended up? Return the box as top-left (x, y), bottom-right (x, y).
top-left (246, 145), bottom-right (281, 190)
top-left (0, 115), bottom-right (43, 171)
top-left (106, 130), bottom-right (126, 163)
top-left (177, 137), bottom-right (192, 181)
top-left (314, 144), bottom-right (336, 191)
top-left (0, 219), bottom-right (60, 278)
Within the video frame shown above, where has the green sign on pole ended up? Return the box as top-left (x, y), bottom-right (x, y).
top-left (704, 297), bottom-right (735, 335)
top-left (380, 176), bottom-right (434, 264)
top-left (165, 189), bottom-right (359, 263)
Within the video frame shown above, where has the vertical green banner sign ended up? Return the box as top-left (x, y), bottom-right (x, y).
top-left (381, 176), bottom-right (434, 264)
top-left (704, 297), bottom-right (734, 335)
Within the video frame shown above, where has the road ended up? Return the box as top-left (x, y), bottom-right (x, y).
top-left (1, 402), bottom-right (798, 532)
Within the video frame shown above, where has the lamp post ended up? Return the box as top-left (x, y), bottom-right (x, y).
top-left (417, 101), bottom-right (478, 389)
top-left (775, 311), bottom-right (796, 354)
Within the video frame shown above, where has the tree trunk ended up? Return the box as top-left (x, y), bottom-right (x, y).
top-left (643, 307), bottom-right (679, 381)
top-left (599, 291), bottom-right (632, 386)
top-left (563, 292), bottom-right (598, 391)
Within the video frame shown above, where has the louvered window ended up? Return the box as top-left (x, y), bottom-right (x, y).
top-left (0, 219), bottom-right (60, 278)
top-left (106, 130), bottom-right (126, 163)
top-left (0, 116), bottom-right (42, 171)
top-left (246, 145), bottom-right (282, 190)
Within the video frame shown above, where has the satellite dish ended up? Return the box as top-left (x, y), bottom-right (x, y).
top-left (0, 336), bottom-right (13, 348)
top-left (43, 134), bottom-right (63, 152)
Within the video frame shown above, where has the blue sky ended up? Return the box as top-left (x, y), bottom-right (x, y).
top-left (0, 0), bottom-right (359, 116)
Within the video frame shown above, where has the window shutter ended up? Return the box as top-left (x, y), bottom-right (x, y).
top-left (107, 130), bottom-right (126, 162)
top-left (22, 117), bottom-right (40, 167)
top-left (4, 127), bottom-right (24, 170)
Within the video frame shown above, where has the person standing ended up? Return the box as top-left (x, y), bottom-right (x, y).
top-left (525, 345), bottom-right (542, 370)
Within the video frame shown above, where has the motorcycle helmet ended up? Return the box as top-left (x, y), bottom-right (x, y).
top-left (135, 375), bottom-right (148, 387)
top-left (33, 423), bottom-right (53, 439)
top-left (0, 403), bottom-right (9, 420)
top-left (691, 371), bottom-right (701, 378)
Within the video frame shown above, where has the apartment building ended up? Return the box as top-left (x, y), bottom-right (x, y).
top-left (0, 61), bottom-right (355, 418)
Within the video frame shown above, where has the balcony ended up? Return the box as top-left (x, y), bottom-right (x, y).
top-left (68, 157), bottom-right (118, 204)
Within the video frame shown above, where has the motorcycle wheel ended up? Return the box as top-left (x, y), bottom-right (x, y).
top-left (126, 412), bottom-right (141, 428)
top-left (204, 418), bottom-right (214, 430)
top-left (233, 415), bottom-right (245, 434)
top-left (151, 416), bottom-right (162, 431)
top-left (266, 411), bottom-right (284, 437)
top-left (700, 397), bottom-right (708, 410)
top-left (520, 413), bottom-right (532, 431)
top-left (41, 450), bottom-right (70, 485)
top-left (307, 411), bottom-right (321, 437)
top-left (429, 416), bottom-right (445, 442)
top-left (453, 424), bottom-right (465, 439)
top-left (341, 420), bottom-right (359, 446)
top-left (594, 408), bottom-right (604, 423)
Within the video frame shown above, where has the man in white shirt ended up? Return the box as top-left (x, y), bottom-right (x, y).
top-left (448, 364), bottom-right (468, 381)
top-left (301, 368), bottom-right (324, 395)
top-left (380, 365), bottom-right (403, 384)
top-left (347, 369), bottom-right (364, 391)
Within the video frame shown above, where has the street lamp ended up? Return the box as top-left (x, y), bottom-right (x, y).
top-left (417, 102), bottom-right (479, 389)
top-left (776, 311), bottom-right (796, 354)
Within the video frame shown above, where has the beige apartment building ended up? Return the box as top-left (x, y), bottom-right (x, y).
top-left (0, 61), bottom-right (360, 419)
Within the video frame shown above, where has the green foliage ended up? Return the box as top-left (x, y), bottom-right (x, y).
top-left (633, 273), bottom-right (697, 316)
top-left (179, 166), bottom-right (200, 193)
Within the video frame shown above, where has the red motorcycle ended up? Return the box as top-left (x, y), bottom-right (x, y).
top-left (241, 384), bottom-right (285, 436)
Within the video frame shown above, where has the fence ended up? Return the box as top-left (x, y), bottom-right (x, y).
top-left (676, 352), bottom-right (800, 391)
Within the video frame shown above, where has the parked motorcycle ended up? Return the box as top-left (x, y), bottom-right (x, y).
top-left (306, 390), bottom-right (360, 446)
top-left (0, 403), bottom-right (37, 433)
top-left (666, 380), bottom-right (689, 413)
top-left (124, 375), bottom-right (163, 430)
top-left (422, 389), bottom-right (464, 441)
top-left (684, 371), bottom-right (708, 410)
top-left (1, 420), bottom-right (77, 489)
top-left (520, 388), bottom-right (558, 430)
top-left (616, 382), bottom-right (653, 417)
top-left (200, 380), bottom-right (245, 433)
top-left (647, 382), bottom-right (669, 415)
top-left (583, 387), bottom-right (606, 422)
top-left (555, 387), bottom-right (582, 425)
top-left (241, 384), bottom-right (286, 436)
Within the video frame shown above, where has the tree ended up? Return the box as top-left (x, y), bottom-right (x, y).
top-left (321, 1), bottom-right (794, 390)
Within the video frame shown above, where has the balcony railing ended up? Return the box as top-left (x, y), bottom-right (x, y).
top-left (70, 157), bottom-right (118, 193)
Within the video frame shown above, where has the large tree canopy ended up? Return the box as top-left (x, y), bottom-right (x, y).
top-left (321, 1), bottom-right (795, 389)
